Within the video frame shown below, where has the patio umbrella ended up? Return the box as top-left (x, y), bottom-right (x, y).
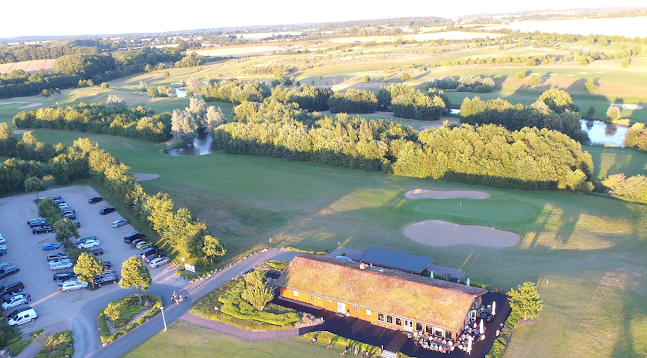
top-left (466, 278), bottom-right (470, 286)
top-left (480, 319), bottom-right (484, 334)
top-left (467, 335), bottom-right (472, 354)
top-left (430, 270), bottom-right (433, 278)
top-left (492, 301), bottom-right (496, 316)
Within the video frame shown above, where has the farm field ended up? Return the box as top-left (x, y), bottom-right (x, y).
top-left (121, 320), bottom-right (345, 358)
top-left (493, 16), bottom-right (647, 37)
top-left (21, 125), bottom-right (647, 357)
top-left (0, 58), bottom-right (54, 74)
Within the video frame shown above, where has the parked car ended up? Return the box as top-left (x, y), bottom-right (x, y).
top-left (99, 207), bottom-right (116, 215)
top-left (32, 226), bottom-right (52, 235)
top-left (0, 245), bottom-right (7, 255)
top-left (59, 281), bottom-right (88, 292)
top-left (0, 247), bottom-right (6, 256)
top-left (2, 294), bottom-right (27, 310)
top-left (49, 259), bottom-right (72, 267)
top-left (54, 199), bottom-right (65, 204)
top-left (62, 213), bottom-right (76, 220)
top-left (88, 196), bottom-right (104, 204)
top-left (47, 252), bottom-right (69, 262)
top-left (131, 238), bottom-right (145, 247)
top-left (89, 247), bottom-right (104, 256)
top-left (52, 271), bottom-right (76, 281)
top-left (75, 236), bottom-right (96, 245)
top-left (94, 274), bottom-right (119, 287)
top-left (73, 221), bottom-right (81, 228)
top-left (102, 260), bottom-right (111, 269)
top-left (61, 208), bottom-right (75, 215)
top-left (143, 254), bottom-right (163, 264)
top-left (57, 278), bottom-right (79, 287)
top-left (0, 281), bottom-right (25, 297)
top-left (29, 220), bottom-right (48, 228)
top-left (27, 218), bottom-right (46, 226)
top-left (0, 234), bottom-right (6, 245)
top-left (78, 240), bottom-right (100, 249)
top-left (8, 307), bottom-right (37, 326)
top-left (0, 266), bottom-right (19, 279)
top-left (2, 291), bottom-right (25, 303)
top-left (50, 261), bottom-right (73, 271)
top-left (94, 270), bottom-right (117, 280)
top-left (149, 257), bottom-right (171, 268)
top-left (7, 306), bottom-right (32, 320)
top-left (135, 241), bottom-right (151, 250)
top-left (124, 232), bottom-right (145, 244)
top-left (111, 219), bottom-right (129, 228)
top-left (51, 195), bottom-right (62, 200)
top-left (42, 243), bottom-right (60, 251)
top-left (58, 203), bottom-right (69, 209)
top-left (139, 247), bottom-right (162, 258)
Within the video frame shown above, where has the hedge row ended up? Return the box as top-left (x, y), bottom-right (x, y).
top-left (304, 331), bottom-right (382, 355)
top-left (98, 294), bottom-right (162, 343)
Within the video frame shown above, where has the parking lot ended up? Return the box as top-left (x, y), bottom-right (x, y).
top-left (0, 185), bottom-right (180, 332)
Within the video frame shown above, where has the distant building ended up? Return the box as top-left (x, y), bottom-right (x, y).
top-left (275, 255), bottom-right (487, 341)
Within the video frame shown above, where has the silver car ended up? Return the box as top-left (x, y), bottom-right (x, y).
top-left (149, 257), bottom-right (171, 268)
top-left (50, 261), bottom-right (73, 271)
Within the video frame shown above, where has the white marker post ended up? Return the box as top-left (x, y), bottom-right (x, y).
top-left (160, 306), bottom-right (167, 331)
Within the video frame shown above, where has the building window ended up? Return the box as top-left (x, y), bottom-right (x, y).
top-left (416, 323), bottom-right (423, 331)
top-left (353, 306), bottom-right (358, 313)
top-left (386, 315), bottom-right (393, 324)
top-left (445, 331), bottom-right (453, 340)
top-left (395, 317), bottom-right (403, 326)
top-left (293, 290), bottom-right (298, 297)
top-left (425, 326), bottom-right (433, 335)
top-left (309, 295), bottom-right (314, 301)
top-left (435, 328), bottom-right (443, 337)
top-left (366, 310), bottom-right (372, 316)
top-left (377, 313), bottom-right (384, 322)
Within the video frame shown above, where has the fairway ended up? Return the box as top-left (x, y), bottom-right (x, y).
top-left (121, 320), bottom-right (345, 358)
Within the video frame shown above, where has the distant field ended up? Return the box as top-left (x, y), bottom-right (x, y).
top-left (0, 59), bottom-right (54, 74)
top-left (333, 31), bottom-right (504, 43)
top-left (493, 16), bottom-right (647, 37)
top-left (192, 46), bottom-right (287, 57)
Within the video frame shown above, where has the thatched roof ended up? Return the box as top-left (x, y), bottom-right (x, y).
top-left (275, 255), bottom-right (487, 332)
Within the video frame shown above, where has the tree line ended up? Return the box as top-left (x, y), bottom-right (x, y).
top-left (460, 89), bottom-right (589, 142)
top-left (213, 100), bottom-right (594, 191)
top-left (0, 44), bottom-right (99, 64)
top-left (0, 133), bottom-right (226, 265)
top-left (13, 103), bottom-right (172, 142)
top-left (427, 75), bottom-right (495, 93)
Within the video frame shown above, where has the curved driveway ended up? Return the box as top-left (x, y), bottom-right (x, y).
top-left (74, 249), bottom-right (299, 358)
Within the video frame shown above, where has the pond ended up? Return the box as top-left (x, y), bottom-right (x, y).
top-left (580, 119), bottom-right (629, 147)
top-left (163, 133), bottom-right (217, 156)
top-left (175, 89), bottom-right (187, 98)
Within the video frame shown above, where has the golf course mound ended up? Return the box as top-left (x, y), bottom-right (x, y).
top-left (405, 189), bottom-right (490, 200)
top-left (403, 220), bottom-right (520, 247)
top-left (133, 173), bottom-right (160, 181)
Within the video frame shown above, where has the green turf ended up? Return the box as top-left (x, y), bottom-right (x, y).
top-left (121, 320), bottom-right (345, 358)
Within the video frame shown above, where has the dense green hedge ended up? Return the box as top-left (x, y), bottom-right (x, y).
top-left (266, 260), bottom-right (291, 270)
top-left (304, 331), bottom-right (382, 355)
top-left (486, 305), bottom-right (521, 358)
top-left (98, 294), bottom-right (162, 343)
top-left (327, 89), bottom-right (378, 114)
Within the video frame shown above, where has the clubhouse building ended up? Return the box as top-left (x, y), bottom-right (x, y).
top-left (275, 255), bottom-right (488, 341)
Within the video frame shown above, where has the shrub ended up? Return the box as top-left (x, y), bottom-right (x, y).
top-left (607, 106), bottom-right (621, 120)
top-left (286, 247), bottom-right (331, 255)
top-left (266, 259), bottom-right (290, 270)
top-left (304, 331), bottom-right (382, 355)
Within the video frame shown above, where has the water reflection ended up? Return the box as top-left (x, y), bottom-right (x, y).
top-left (164, 133), bottom-right (217, 156)
top-left (580, 119), bottom-right (628, 147)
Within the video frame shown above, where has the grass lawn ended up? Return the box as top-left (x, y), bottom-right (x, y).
top-left (121, 320), bottom-right (344, 358)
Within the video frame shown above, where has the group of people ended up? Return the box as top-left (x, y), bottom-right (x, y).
top-left (416, 336), bottom-right (455, 353)
top-left (171, 291), bottom-right (184, 304)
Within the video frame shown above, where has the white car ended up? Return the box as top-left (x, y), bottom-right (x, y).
top-left (0, 234), bottom-right (6, 245)
top-left (2, 294), bottom-right (27, 310)
top-left (50, 261), bottom-right (73, 271)
top-left (111, 220), bottom-right (129, 228)
top-left (8, 308), bottom-right (36, 326)
top-left (149, 257), bottom-right (171, 268)
top-left (59, 281), bottom-right (88, 292)
top-left (58, 203), bottom-right (69, 209)
top-left (78, 240), bottom-right (100, 248)
top-left (49, 258), bottom-right (72, 267)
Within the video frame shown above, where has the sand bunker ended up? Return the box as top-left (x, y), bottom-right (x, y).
top-left (133, 173), bottom-right (159, 181)
top-left (612, 103), bottom-right (643, 110)
top-left (405, 189), bottom-right (490, 200)
top-left (17, 103), bottom-right (42, 109)
top-left (404, 220), bottom-right (520, 247)
top-left (0, 101), bottom-right (27, 106)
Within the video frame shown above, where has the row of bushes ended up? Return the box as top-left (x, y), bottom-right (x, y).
top-left (303, 331), bottom-right (382, 355)
top-left (486, 304), bottom-right (521, 358)
top-left (286, 247), bottom-right (332, 255)
top-left (34, 330), bottom-right (74, 358)
top-left (427, 75), bottom-right (495, 93)
top-left (13, 104), bottom-right (172, 142)
top-left (218, 280), bottom-right (300, 326)
top-left (175, 268), bottom-right (218, 281)
top-left (98, 294), bottom-right (162, 343)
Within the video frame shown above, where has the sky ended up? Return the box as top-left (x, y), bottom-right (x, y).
top-left (1, 0), bottom-right (646, 39)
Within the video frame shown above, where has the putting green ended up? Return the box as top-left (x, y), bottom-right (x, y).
top-left (412, 197), bottom-right (538, 226)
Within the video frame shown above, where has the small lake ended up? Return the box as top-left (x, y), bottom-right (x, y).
top-left (163, 133), bottom-right (217, 156)
top-left (580, 119), bottom-right (629, 147)
top-left (175, 89), bottom-right (187, 98)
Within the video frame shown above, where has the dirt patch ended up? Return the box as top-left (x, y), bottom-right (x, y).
top-left (17, 103), bottom-right (42, 109)
top-left (405, 189), bottom-right (490, 200)
top-left (133, 173), bottom-right (160, 181)
top-left (403, 220), bottom-right (520, 247)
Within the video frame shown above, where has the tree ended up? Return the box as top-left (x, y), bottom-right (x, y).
top-left (240, 270), bottom-right (273, 311)
top-left (33, 332), bottom-right (68, 355)
top-left (622, 58), bottom-right (630, 68)
top-left (163, 70), bottom-right (170, 78)
top-left (526, 59), bottom-right (536, 66)
top-left (364, 75), bottom-right (371, 82)
top-left (202, 234), bottom-right (225, 264)
top-left (101, 82), bottom-right (109, 89)
top-left (120, 256), bottom-right (152, 305)
top-left (24, 176), bottom-right (46, 199)
top-left (586, 106), bottom-right (596, 119)
top-left (527, 75), bottom-right (541, 87)
top-left (111, 42), bottom-right (120, 49)
top-left (139, 81), bottom-right (148, 91)
top-left (401, 73), bottom-right (411, 82)
top-left (41, 89), bottom-right (50, 97)
top-left (0, 123), bottom-right (17, 156)
top-left (283, 78), bottom-right (293, 86)
top-left (205, 107), bottom-right (226, 135)
top-left (516, 71), bottom-right (525, 80)
top-left (171, 109), bottom-right (198, 145)
top-left (37, 197), bottom-right (60, 221)
top-left (104, 302), bottom-right (124, 325)
top-left (508, 282), bottom-right (543, 321)
top-left (585, 79), bottom-right (598, 92)
top-left (74, 252), bottom-right (104, 287)
top-left (607, 106), bottom-right (622, 120)
top-left (106, 95), bottom-right (126, 109)
top-left (53, 218), bottom-right (79, 243)
top-left (146, 87), bottom-right (157, 98)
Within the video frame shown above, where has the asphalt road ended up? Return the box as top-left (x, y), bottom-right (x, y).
top-left (76, 249), bottom-right (299, 358)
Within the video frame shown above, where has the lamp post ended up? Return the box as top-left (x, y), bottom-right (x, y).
top-left (160, 306), bottom-right (167, 331)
